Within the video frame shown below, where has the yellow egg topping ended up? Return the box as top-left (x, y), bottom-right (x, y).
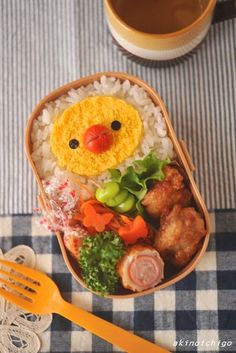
top-left (50, 96), bottom-right (143, 176)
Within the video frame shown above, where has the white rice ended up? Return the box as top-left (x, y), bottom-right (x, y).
top-left (31, 75), bottom-right (174, 194)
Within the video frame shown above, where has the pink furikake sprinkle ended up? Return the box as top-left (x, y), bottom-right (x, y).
top-left (36, 177), bottom-right (80, 234)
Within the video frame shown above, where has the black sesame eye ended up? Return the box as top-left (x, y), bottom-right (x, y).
top-left (111, 120), bottom-right (121, 131)
top-left (69, 139), bottom-right (79, 149)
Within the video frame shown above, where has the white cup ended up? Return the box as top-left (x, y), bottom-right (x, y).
top-left (104, 0), bottom-right (217, 61)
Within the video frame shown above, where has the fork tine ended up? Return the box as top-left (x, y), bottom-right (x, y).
top-left (0, 286), bottom-right (33, 311)
top-left (0, 259), bottom-right (45, 282)
top-left (0, 276), bottom-right (36, 300)
top-left (0, 267), bottom-right (39, 291)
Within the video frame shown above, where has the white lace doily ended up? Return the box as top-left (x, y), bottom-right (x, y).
top-left (0, 245), bottom-right (52, 353)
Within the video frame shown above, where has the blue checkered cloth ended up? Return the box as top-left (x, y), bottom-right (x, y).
top-left (0, 0), bottom-right (236, 214)
top-left (0, 211), bottom-right (235, 353)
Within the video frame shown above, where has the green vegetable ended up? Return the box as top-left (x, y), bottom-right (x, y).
top-left (96, 183), bottom-right (135, 213)
top-left (114, 194), bottom-right (136, 213)
top-left (106, 189), bottom-right (129, 207)
top-left (95, 182), bottom-right (120, 203)
top-left (79, 231), bottom-right (125, 295)
top-left (109, 153), bottom-right (170, 214)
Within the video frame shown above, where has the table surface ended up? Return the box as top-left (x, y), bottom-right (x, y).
top-left (0, 0), bottom-right (235, 214)
top-left (0, 211), bottom-right (236, 353)
top-left (0, 1), bottom-right (236, 353)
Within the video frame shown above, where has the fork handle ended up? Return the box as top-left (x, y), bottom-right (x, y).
top-left (56, 299), bottom-right (169, 353)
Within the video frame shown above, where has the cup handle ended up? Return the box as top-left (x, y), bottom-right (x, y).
top-left (213, 0), bottom-right (236, 23)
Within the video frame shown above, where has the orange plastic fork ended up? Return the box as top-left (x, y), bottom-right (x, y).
top-left (0, 259), bottom-right (170, 353)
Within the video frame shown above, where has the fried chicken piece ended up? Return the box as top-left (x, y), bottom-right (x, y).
top-left (142, 166), bottom-right (192, 218)
top-left (155, 205), bottom-right (206, 267)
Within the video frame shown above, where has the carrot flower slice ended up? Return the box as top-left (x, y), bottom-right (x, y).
top-left (118, 215), bottom-right (148, 244)
top-left (82, 204), bottom-right (114, 232)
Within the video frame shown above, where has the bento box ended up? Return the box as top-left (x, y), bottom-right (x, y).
top-left (25, 72), bottom-right (210, 298)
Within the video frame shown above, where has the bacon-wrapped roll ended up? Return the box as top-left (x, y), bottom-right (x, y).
top-left (117, 244), bottom-right (164, 292)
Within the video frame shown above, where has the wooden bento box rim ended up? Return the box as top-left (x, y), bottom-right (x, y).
top-left (25, 72), bottom-right (210, 299)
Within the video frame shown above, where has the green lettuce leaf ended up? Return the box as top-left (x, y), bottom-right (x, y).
top-left (109, 153), bottom-right (170, 214)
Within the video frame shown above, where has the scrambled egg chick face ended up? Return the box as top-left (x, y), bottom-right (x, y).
top-left (50, 96), bottom-right (143, 176)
